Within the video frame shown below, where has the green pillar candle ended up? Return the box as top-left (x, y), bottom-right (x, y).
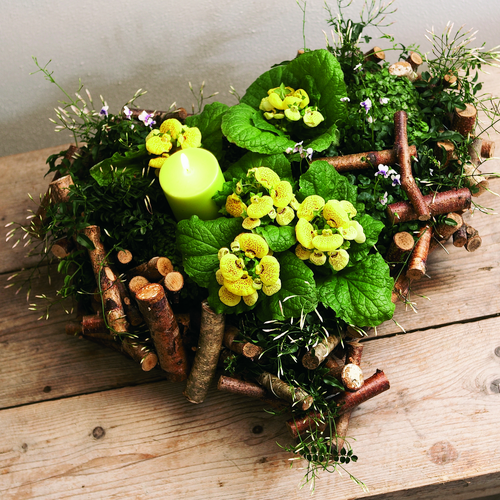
top-left (159, 148), bottom-right (225, 221)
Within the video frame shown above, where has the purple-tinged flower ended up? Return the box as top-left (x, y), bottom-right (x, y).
top-left (367, 116), bottom-right (374, 123)
top-left (99, 105), bottom-right (109, 117)
top-left (340, 97), bottom-right (350, 102)
top-left (360, 98), bottom-right (372, 114)
top-left (123, 105), bottom-right (133, 120)
top-left (138, 110), bottom-right (156, 127)
top-left (379, 97), bottom-right (389, 105)
top-left (380, 191), bottom-right (388, 206)
top-left (391, 174), bottom-right (401, 186)
top-left (305, 147), bottom-right (314, 161)
top-left (354, 63), bottom-right (362, 72)
top-left (375, 164), bottom-right (390, 177)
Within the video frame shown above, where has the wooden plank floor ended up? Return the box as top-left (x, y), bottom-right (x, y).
top-left (2, 73), bottom-right (500, 499)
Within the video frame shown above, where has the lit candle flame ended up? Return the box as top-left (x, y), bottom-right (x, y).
top-left (181, 153), bottom-right (191, 175)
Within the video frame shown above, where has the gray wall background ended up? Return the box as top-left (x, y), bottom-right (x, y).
top-left (1, 0), bottom-right (499, 157)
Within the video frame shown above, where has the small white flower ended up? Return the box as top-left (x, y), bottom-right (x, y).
top-left (340, 97), bottom-right (350, 102)
top-left (380, 191), bottom-right (388, 205)
top-left (391, 174), bottom-right (401, 186)
top-left (99, 105), bottom-right (109, 117)
top-left (367, 116), bottom-right (374, 123)
top-left (354, 63), bottom-right (362, 72)
top-left (375, 164), bottom-right (390, 177)
top-left (429, 168), bottom-right (434, 176)
top-left (138, 110), bottom-right (155, 127)
top-left (123, 105), bottom-right (133, 120)
top-left (379, 97), bottom-right (389, 105)
top-left (360, 98), bottom-right (372, 114)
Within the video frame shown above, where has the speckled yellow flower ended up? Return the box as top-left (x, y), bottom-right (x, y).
top-left (242, 217), bottom-right (261, 230)
top-left (256, 255), bottom-right (280, 286)
top-left (224, 272), bottom-right (256, 297)
top-left (225, 194), bottom-right (246, 218)
top-left (276, 206), bottom-right (295, 226)
top-left (148, 156), bottom-right (169, 169)
top-left (262, 278), bottom-right (282, 296)
top-left (253, 167), bottom-right (280, 190)
top-left (179, 127), bottom-right (202, 149)
top-left (146, 133), bottom-right (173, 155)
top-left (271, 181), bottom-right (294, 208)
top-left (329, 249), bottom-right (350, 271)
top-left (312, 229), bottom-right (344, 252)
top-left (159, 118), bottom-right (183, 140)
top-left (219, 253), bottom-right (245, 281)
top-left (295, 218), bottom-right (316, 249)
top-left (295, 243), bottom-right (313, 260)
top-left (323, 200), bottom-right (350, 229)
top-left (297, 195), bottom-right (325, 221)
top-left (219, 286), bottom-right (241, 306)
top-left (243, 291), bottom-right (259, 306)
top-left (235, 233), bottom-right (269, 259)
top-left (309, 251), bottom-right (327, 266)
top-left (246, 195), bottom-right (274, 219)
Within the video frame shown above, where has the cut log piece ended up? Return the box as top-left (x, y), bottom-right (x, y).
top-left (364, 46), bottom-right (385, 63)
top-left (257, 372), bottom-right (313, 411)
top-left (223, 325), bottom-right (263, 360)
top-left (184, 301), bottom-right (225, 403)
top-left (406, 225), bottom-right (433, 281)
top-left (406, 51), bottom-right (423, 71)
top-left (135, 283), bottom-right (189, 381)
top-left (302, 335), bottom-right (341, 370)
top-left (452, 103), bottom-right (477, 137)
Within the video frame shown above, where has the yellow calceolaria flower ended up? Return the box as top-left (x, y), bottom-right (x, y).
top-left (259, 97), bottom-right (275, 112)
top-left (226, 194), bottom-right (246, 218)
top-left (297, 195), bottom-right (325, 221)
top-left (215, 269), bottom-right (225, 285)
top-left (219, 285), bottom-right (241, 306)
top-left (329, 249), bottom-right (350, 271)
top-left (276, 206), bottom-right (295, 226)
top-left (352, 220), bottom-right (366, 244)
top-left (323, 200), bottom-right (350, 229)
top-left (146, 132), bottom-right (173, 155)
top-left (338, 221), bottom-right (359, 241)
top-left (236, 233), bottom-right (269, 259)
top-left (179, 126), bottom-right (202, 149)
top-left (247, 195), bottom-right (274, 219)
top-left (252, 167), bottom-right (280, 190)
top-left (219, 253), bottom-right (245, 281)
top-left (224, 272), bottom-right (256, 297)
top-left (292, 89), bottom-right (310, 109)
top-left (218, 247), bottom-right (230, 260)
top-left (243, 291), bottom-right (259, 306)
top-left (312, 229), bottom-right (344, 252)
top-left (242, 217), bottom-right (261, 230)
top-left (148, 156), bottom-right (168, 169)
top-left (262, 278), bottom-right (282, 296)
top-left (295, 218), bottom-right (316, 249)
top-left (339, 200), bottom-right (357, 218)
top-left (284, 104), bottom-right (301, 122)
top-left (271, 180), bottom-right (294, 208)
top-left (303, 107), bottom-right (325, 128)
top-left (295, 243), bottom-right (313, 260)
top-left (256, 255), bottom-right (280, 286)
top-left (309, 250), bottom-right (327, 266)
top-left (160, 118), bottom-right (183, 140)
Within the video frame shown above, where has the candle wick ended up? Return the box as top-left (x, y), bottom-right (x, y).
top-left (181, 153), bottom-right (191, 175)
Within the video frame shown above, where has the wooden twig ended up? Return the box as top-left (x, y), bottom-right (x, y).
top-left (302, 335), bottom-right (341, 370)
top-left (387, 187), bottom-right (471, 225)
top-left (429, 212), bottom-right (463, 253)
top-left (406, 51), bottom-right (423, 71)
top-left (116, 249), bottom-right (133, 267)
top-left (452, 104), bottom-right (477, 137)
top-left (434, 140), bottom-right (457, 168)
top-left (385, 231), bottom-right (414, 265)
top-left (127, 256), bottom-right (174, 282)
top-left (51, 237), bottom-right (75, 259)
top-left (364, 46), bottom-right (385, 63)
top-left (257, 372), bottom-right (313, 411)
top-left (391, 273), bottom-right (410, 303)
top-left (128, 276), bottom-right (150, 298)
top-left (286, 412), bottom-right (327, 440)
top-left (394, 111), bottom-right (430, 221)
top-left (136, 283), bottom-right (189, 381)
top-left (406, 225), bottom-right (433, 281)
top-left (314, 145), bottom-right (417, 173)
top-left (223, 325), bottom-right (263, 360)
top-left (334, 369), bottom-right (390, 416)
top-left (389, 61), bottom-right (417, 81)
top-left (464, 224), bottom-right (482, 252)
top-left (184, 301), bottom-right (225, 403)
top-left (341, 364), bottom-right (364, 391)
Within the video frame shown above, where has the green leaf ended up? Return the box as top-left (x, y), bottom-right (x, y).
top-left (89, 146), bottom-right (148, 186)
top-left (298, 160), bottom-right (358, 204)
top-left (185, 102), bottom-right (229, 162)
top-left (254, 225), bottom-right (296, 252)
top-left (75, 233), bottom-right (95, 250)
top-left (224, 152), bottom-right (294, 184)
top-left (317, 253), bottom-right (394, 327)
top-left (256, 252), bottom-right (318, 321)
top-left (221, 103), bottom-right (296, 154)
top-left (176, 216), bottom-right (243, 287)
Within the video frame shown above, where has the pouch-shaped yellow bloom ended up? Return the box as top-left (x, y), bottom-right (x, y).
top-left (297, 195), bottom-right (325, 221)
top-left (323, 200), bottom-right (350, 228)
top-left (179, 127), bottom-right (202, 149)
top-left (215, 269), bottom-right (225, 285)
top-left (309, 251), bottom-right (327, 266)
top-left (224, 273), bottom-right (255, 297)
top-left (148, 156), bottom-right (168, 169)
top-left (276, 206), bottom-right (295, 226)
top-left (295, 243), bottom-right (313, 260)
top-left (282, 95), bottom-right (302, 109)
top-left (303, 108), bottom-right (325, 127)
top-left (293, 89), bottom-right (310, 109)
top-left (253, 167), bottom-right (280, 189)
top-left (242, 217), bottom-right (261, 230)
top-left (247, 195), bottom-right (274, 219)
top-left (219, 253), bottom-right (245, 281)
top-left (352, 220), bottom-right (366, 244)
top-left (267, 92), bottom-right (285, 110)
top-left (338, 221), bottom-right (359, 240)
top-left (218, 247), bottom-right (230, 260)
top-left (236, 233), bottom-right (269, 259)
top-left (295, 218), bottom-right (316, 249)
top-left (256, 255), bottom-right (280, 286)
top-left (159, 118), bottom-right (183, 140)
top-left (284, 106), bottom-right (301, 121)
top-left (146, 134), bottom-right (173, 155)
top-left (329, 249), bottom-right (350, 271)
top-left (339, 200), bottom-right (357, 218)
top-left (262, 278), bottom-right (282, 297)
top-left (219, 286), bottom-right (241, 306)
top-left (271, 181), bottom-right (294, 208)
top-left (243, 291), bottom-right (259, 306)
top-left (312, 230), bottom-right (344, 252)
top-left (226, 194), bottom-right (246, 218)
top-left (259, 97), bottom-right (274, 112)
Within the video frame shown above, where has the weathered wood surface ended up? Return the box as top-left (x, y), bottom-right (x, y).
top-left (1, 71), bottom-right (500, 499)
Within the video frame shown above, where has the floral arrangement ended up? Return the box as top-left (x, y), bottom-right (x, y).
top-left (8, 0), bottom-right (500, 491)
